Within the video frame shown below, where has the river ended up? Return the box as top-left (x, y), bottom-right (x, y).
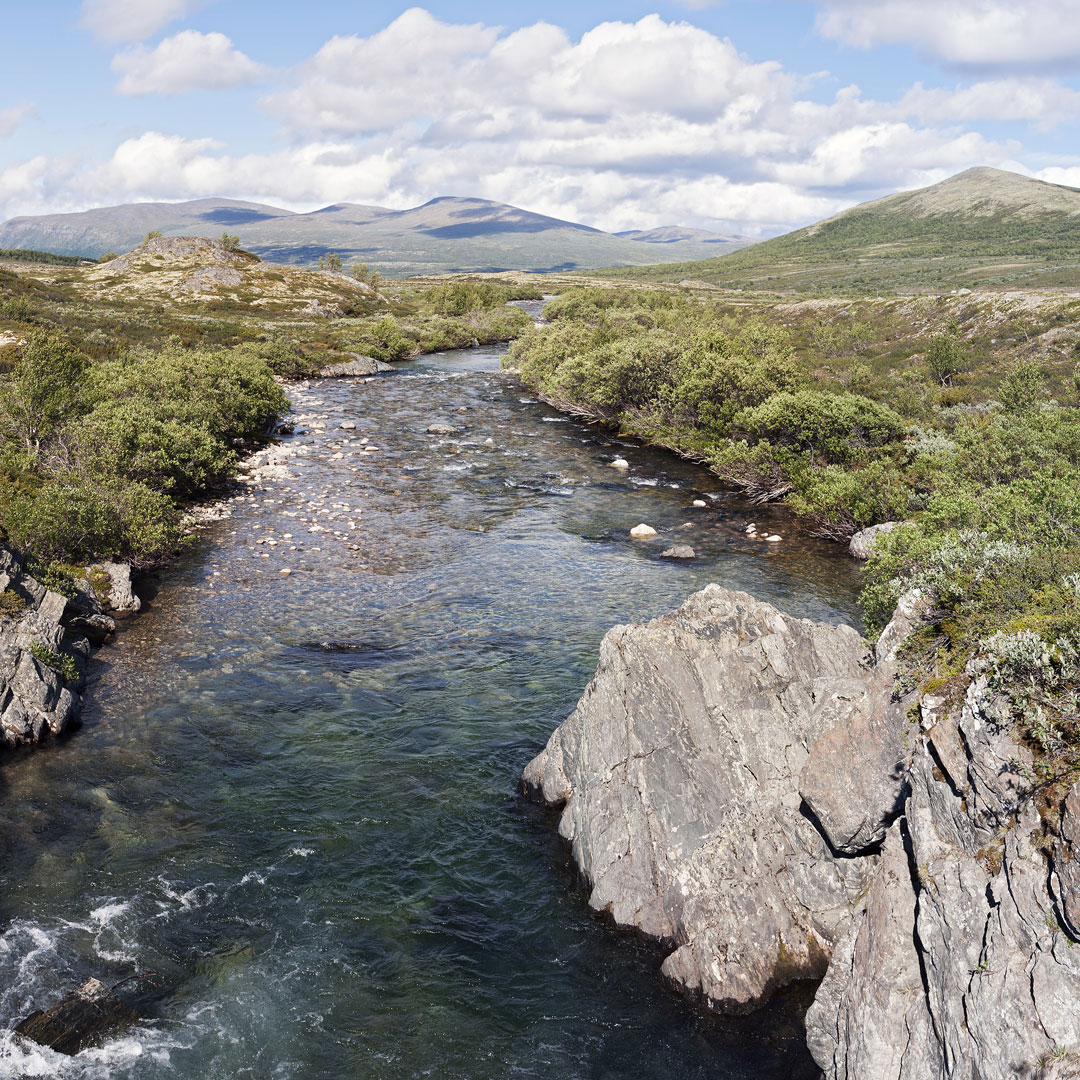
top-left (0, 333), bottom-right (861, 1079)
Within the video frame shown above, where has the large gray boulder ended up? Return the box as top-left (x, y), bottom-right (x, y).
top-left (522, 585), bottom-right (883, 1011)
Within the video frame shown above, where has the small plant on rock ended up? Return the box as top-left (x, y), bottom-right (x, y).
top-left (28, 641), bottom-right (79, 683)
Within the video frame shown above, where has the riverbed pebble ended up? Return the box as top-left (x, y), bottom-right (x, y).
top-left (611, 458), bottom-right (630, 470)
top-left (692, 499), bottom-right (707, 508)
top-left (630, 523), bottom-right (658, 539)
top-left (766, 535), bottom-right (782, 542)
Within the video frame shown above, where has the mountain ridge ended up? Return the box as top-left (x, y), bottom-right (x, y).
top-left (0, 195), bottom-right (754, 277)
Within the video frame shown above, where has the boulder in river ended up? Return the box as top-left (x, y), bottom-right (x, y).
top-left (522, 585), bottom-right (885, 1012)
top-left (87, 562), bottom-right (141, 615)
top-left (629, 524), bottom-right (657, 539)
top-left (319, 355), bottom-right (393, 377)
top-left (426, 423), bottom-right (460, 436)
top-left (15, 978), bottom-right (138, 1055)
top-left (525, 578), bottom-right (1080, 1076)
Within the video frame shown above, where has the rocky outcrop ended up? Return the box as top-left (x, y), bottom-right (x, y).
top-left (104, 235), bottom-right (255, 275)
top-left (525, 582), bottom-right (1080, 1077)
top-left (522, 585), bottom-right (887, 1011)
top-left (798, 590), bottom-right (927, 857)
top-left (806, 676), bottom-right (1080, 1079)
top-left (174, 265), bottom-right (244, 294)
top-left (0, 549), bottom-right (90, 748)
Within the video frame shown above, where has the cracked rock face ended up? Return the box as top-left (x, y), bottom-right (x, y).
top-left (807, 677), bottom-right (1080, 1080)
top-left (522, 584), bottom-right (884, 1012)
top-left (0, 549), bottom-right (88, 749)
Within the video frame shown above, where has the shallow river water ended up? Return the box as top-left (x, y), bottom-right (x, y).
top-left (0, 335), bottom-right (861, 1079)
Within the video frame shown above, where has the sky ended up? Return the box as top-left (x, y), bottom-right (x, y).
top-left (2, 0), bottom-right (1080, 237)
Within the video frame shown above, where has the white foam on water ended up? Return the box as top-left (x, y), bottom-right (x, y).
top-left (288, 847), bottom-right (314, 858)
top-left (90, 901), bottom-right (130, 924)
top-left (629, 477), bottom-right (658, 487)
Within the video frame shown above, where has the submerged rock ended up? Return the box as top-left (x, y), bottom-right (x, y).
top-left (15, 978), bottom-right (136, 1055)
top-left (659, 545), bottom-right (695, 559)
top-left (522, 586), bottom-right (886, 1012)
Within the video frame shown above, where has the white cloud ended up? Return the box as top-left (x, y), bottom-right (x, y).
top-left (0, 10), bottom-right (1061, 236)
top-left (1034, 166), bottom-right (1080, 188)
top-left (0, 102), bottom-right (35, 138)
top-left (80, 0), bottom-right (207, 43)
top-left (897, 79), bottom-right (1080, 131)
top-left (816, 1), bottom-right (1080, 68)
top-left (112, 31), bottom-right (264, 95)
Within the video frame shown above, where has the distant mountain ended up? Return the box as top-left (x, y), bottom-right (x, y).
top-left (0, 196), bottom-right (755, 277)
top-left (616, 225), bottom-right (751, 245)
top-left (600, 167), bottom-right (1080, 294)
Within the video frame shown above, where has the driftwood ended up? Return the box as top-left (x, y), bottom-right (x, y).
top-left (14, 976), bottom-right (148, 1055)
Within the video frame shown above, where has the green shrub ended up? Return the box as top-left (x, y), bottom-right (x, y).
top-left (925, 331), bottom-right (966, 386)
top-left (732, 390), bottom-right (906, 464)
top-left (5, 475), bottom-right (186, 569)
top-left (28, 641), bottom-right (79, 683)
top-left (0, 330), bottom-right (87, 455)
top-left (0, 588), bottom-right (25, 618)
top-left (999, 357), bottom-right (1047, 412)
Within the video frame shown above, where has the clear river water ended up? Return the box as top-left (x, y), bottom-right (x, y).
top-left (0, 330), bottom-right (861, 1079)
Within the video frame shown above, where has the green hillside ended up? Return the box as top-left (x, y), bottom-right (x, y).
top-left (597, 167), bottom-right (1080, 294)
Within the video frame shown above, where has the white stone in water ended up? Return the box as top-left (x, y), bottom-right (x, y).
top-left (630, 523), bottom-right (658, 539)
top-left (280, 568), bottom-right (292, 576)
top-left (340, 421), bottom-right (356, 430)
top-left (746, 524), bottom-right (757, 533)
top-left (611, 458), bottom-right (630, 470)
top-left (766, 535), bottom-right (782, 542)
top-left (693, 500), bottom-right (707, 507)
top-left (364, 446), bottom-right (380, 453)
top-left (484, 438), bottom-right (494, 446)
